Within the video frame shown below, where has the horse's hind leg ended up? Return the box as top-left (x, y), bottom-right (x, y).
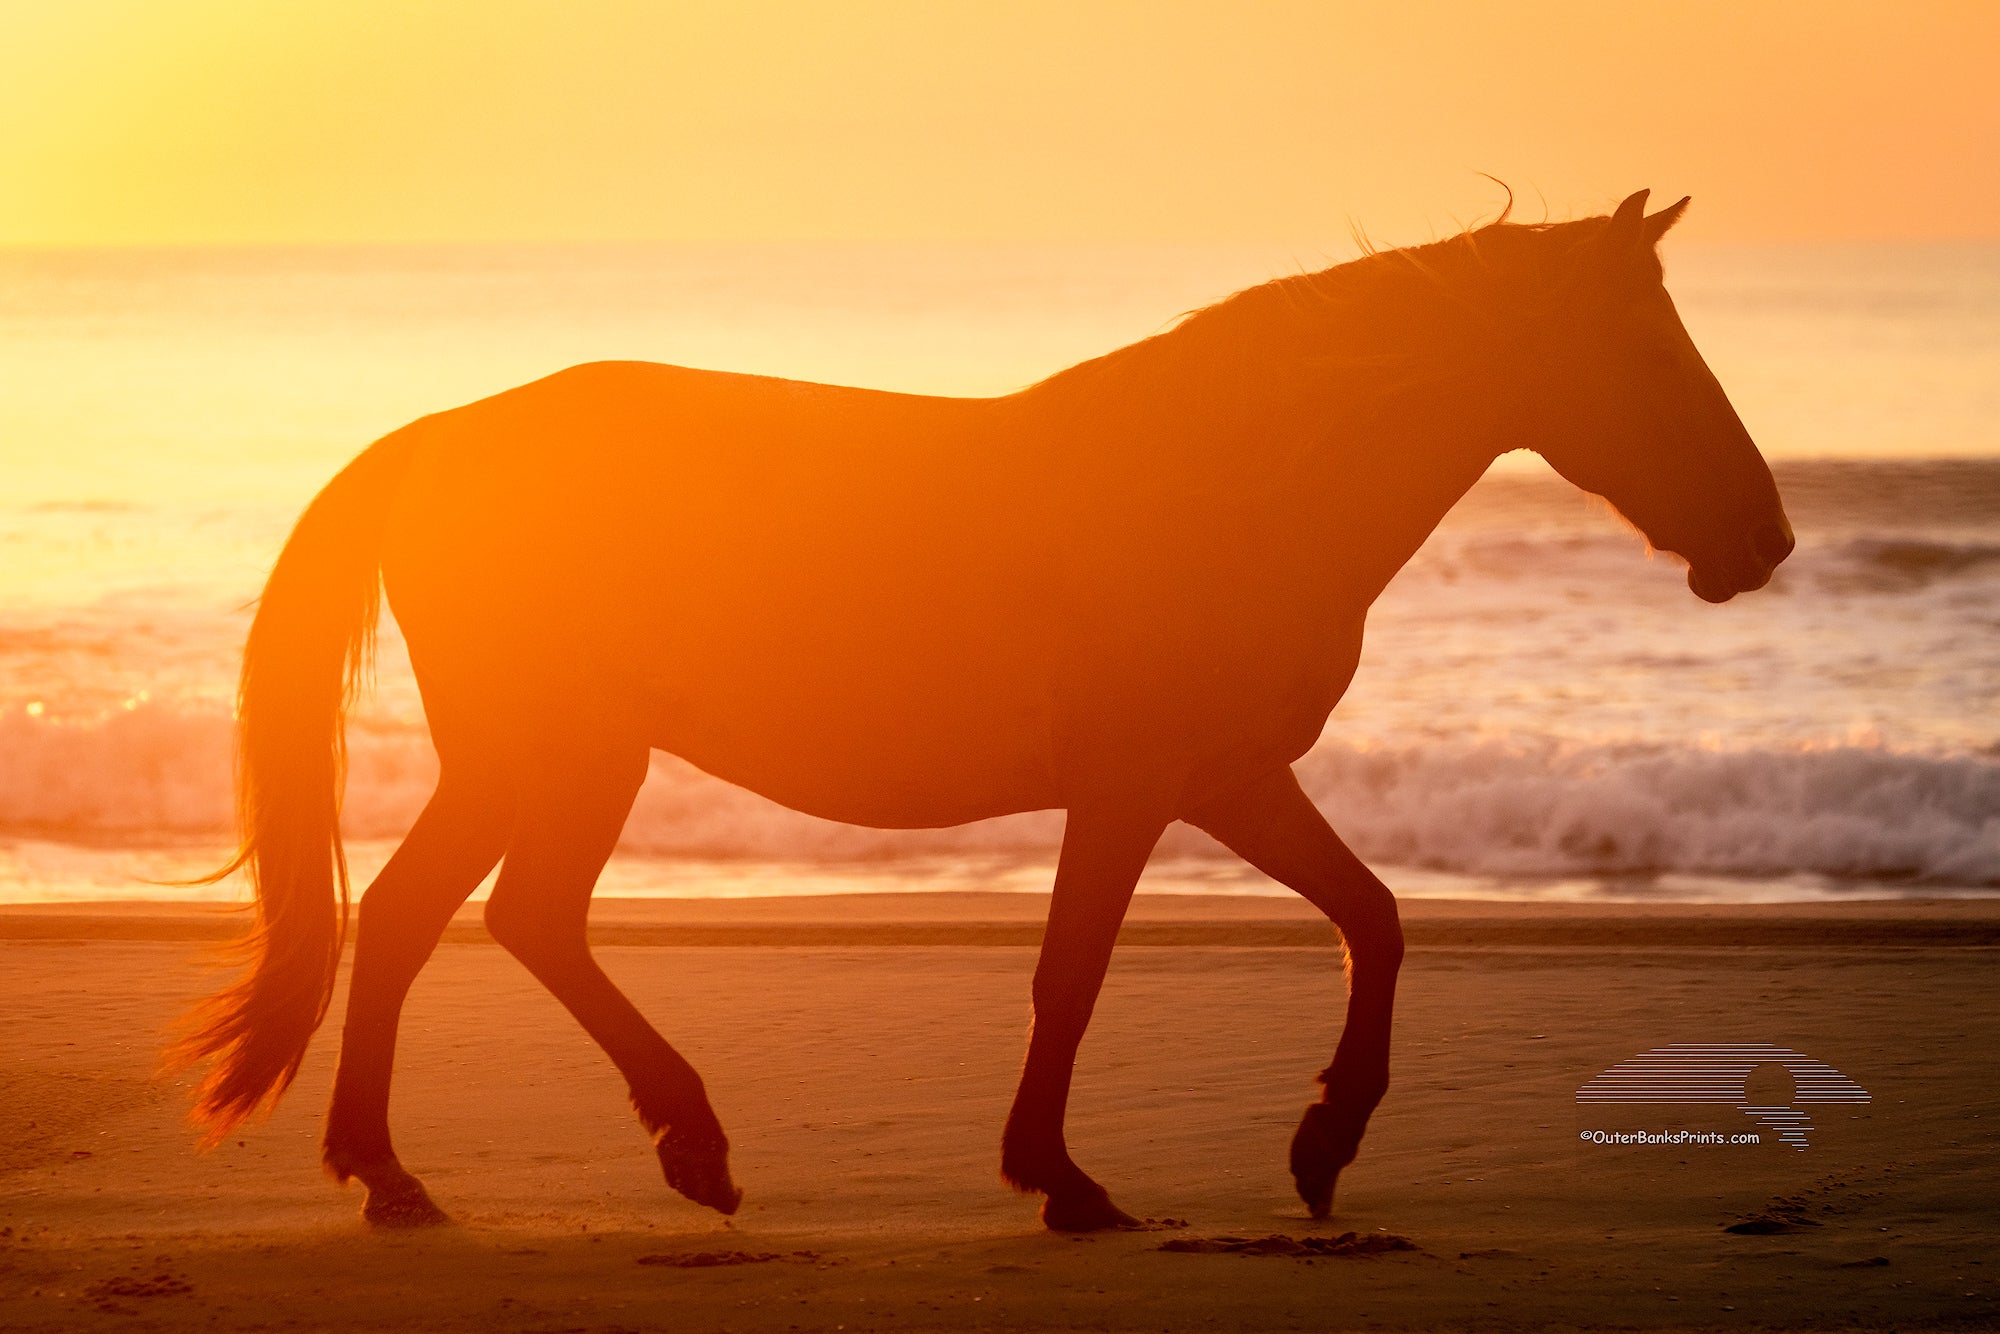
top-left (482, 733), bottom-right (742, 1216)
top-left (1185, 767), bottom-right (1405, 1219)
top-left (322, 758), bottom-right (515, 1227)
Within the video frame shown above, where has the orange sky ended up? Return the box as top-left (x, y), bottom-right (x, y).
top-left (4, 0), bottom-right (1997, 246)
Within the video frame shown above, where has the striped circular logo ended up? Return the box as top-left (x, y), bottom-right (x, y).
top-left (1575, 1044), bottom-right (1870, 1149)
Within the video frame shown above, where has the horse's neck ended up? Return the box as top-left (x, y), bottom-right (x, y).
top-left (1030, 285), bottom-right (1518, 611)
top-left (1293, 377), bottom-right (1515, 615)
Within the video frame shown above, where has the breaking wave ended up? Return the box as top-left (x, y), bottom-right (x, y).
top-left (2, 700), bottom-right (1994, 887)
top-left (1412, 530), bottom-right (2000, 594)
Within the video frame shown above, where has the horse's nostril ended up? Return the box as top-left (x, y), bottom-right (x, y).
top-left (1753, 523), bottom-right (1795, 568)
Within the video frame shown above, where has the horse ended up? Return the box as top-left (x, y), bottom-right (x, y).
top-left (171, 189), bottom-right (1794, 1231)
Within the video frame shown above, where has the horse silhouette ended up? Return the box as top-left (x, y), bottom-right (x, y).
top-left (172, 189), bottom-right (1793, 1230)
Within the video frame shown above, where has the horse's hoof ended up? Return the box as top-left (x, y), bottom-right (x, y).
top-left (656, 1125), bottom-right (743, 1216)
top-left (999, 1132), bottom-right (1137, 1231)
top-left (1289, 1101), bottom-right (1358, 1220)
top-left (328, 1148), bottom-right (454, 1229)
top-left (361, 1179), bottom-right (453, 1230)
top-left (1040, 1183), bottom-right (1142, 1233)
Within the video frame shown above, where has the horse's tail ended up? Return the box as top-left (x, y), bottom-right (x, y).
top-left (168, 429), bottom-right (420, 1143)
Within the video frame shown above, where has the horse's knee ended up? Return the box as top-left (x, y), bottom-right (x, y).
top-left (1358, 899), bottom-right (1405, 970)
top-left (1323, 877), bottom-right (1403, 974)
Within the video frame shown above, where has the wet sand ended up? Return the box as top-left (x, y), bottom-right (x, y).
top-left (2, 893), bottom-right (1997, 1331)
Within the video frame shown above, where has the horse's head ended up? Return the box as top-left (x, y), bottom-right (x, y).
top-left (1526, 190), bottom-right (1793, 602)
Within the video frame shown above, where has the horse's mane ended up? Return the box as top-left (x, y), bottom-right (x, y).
top-left (1021, 213), bottom-right (1617, 413)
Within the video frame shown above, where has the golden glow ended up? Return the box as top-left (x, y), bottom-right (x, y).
top-left (3, 0), bottom-right (1997, 246)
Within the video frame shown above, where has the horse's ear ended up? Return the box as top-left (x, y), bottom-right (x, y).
top-left (1642, 195), bottom-right (1692, 245)
top-left (1608, 190), bottom-right (1651, 247)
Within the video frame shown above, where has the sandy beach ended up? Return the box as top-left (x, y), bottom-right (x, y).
top-left (1, 892), bottom-right (1995, 1332)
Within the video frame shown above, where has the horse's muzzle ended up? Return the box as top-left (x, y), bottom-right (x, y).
top-left (1688, 518), bottom-right (1795, 603)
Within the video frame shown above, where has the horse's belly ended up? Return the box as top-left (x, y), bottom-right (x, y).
top-left (629, 656), bottom-right (1057, 829)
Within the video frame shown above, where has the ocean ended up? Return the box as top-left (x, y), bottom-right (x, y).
top-left (2, 240), bottom-right (1996, 904)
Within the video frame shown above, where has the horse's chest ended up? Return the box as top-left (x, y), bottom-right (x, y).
top-left (1241, 618), bottom-right (1365, 761)
top-left (1062, 592), bottom-right (1365, 777)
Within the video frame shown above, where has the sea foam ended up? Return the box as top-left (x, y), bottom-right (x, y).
top-left (3, 700), bottom-right (1993, 886)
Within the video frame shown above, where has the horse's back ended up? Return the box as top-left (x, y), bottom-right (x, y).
top-left (379, 361), bottom-right (1066, 825)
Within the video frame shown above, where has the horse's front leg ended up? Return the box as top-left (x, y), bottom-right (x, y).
top-left (1000, 795), bottom-right (1172, 1231)
top-left (1186, 766), bottom-right (1405, 1218)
